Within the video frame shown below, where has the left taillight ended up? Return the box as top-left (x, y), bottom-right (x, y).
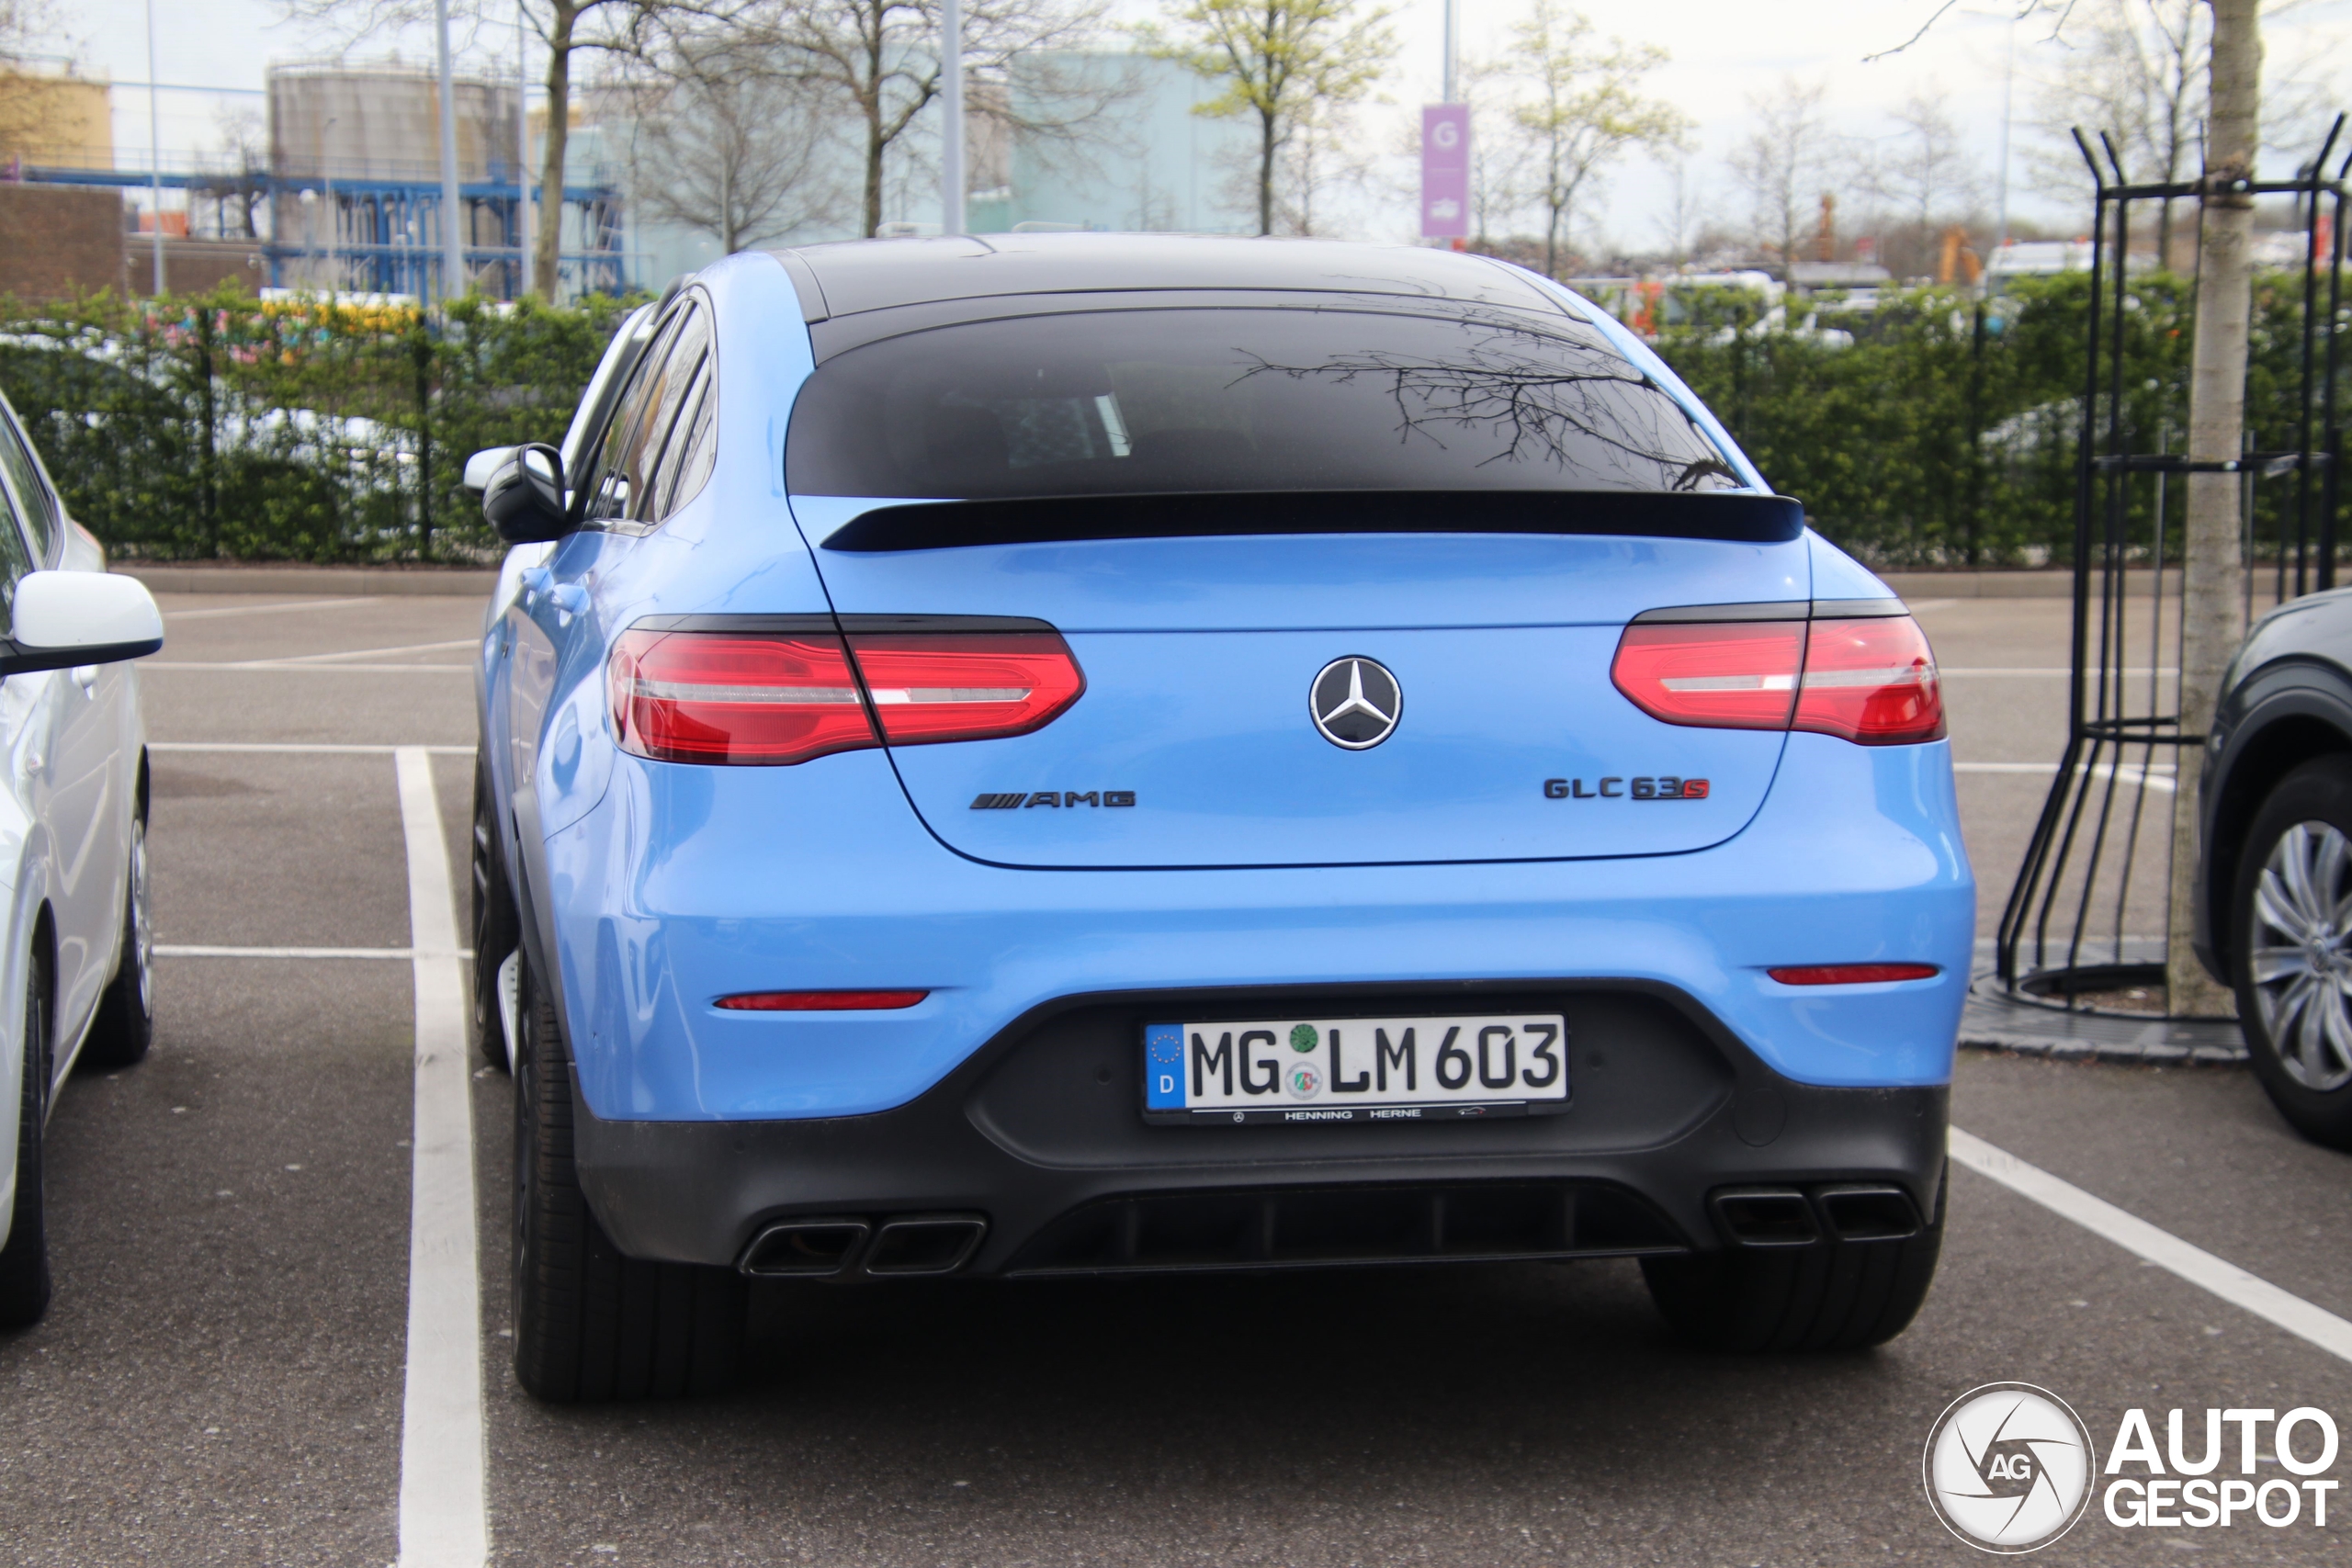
top-left (609, 626), bottom-right (1085, 765)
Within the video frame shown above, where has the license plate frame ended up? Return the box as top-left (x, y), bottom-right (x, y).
top-left (1141, 1013), bottom-right (1571, 1126)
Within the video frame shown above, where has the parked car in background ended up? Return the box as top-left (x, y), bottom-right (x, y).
top-left (0, 389), bottom-right (164, 1329)
top-left (2196, 586), bottom-right (2352, 1148)
top-left (470, 235), bottom-right (1971, 1404)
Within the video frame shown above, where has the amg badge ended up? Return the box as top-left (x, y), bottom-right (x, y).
top-left (971, 791), bottom-right (1137, 809)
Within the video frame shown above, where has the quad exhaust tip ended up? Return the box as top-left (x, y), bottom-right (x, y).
top-left (740, 1217), bottom-right (872, 1277)
top-left (1712, 1185), bottom-right (1921, 1247)
top-left (865, 1214), bottom-right (989, 1275)
top-left (738, 1213), bottom-right (989, 1279)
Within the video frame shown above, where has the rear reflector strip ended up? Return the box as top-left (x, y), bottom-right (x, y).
top-left (714, 989), bottom-right (930, 1010)
top-left (1767, 964), bottom-right (1939, 986)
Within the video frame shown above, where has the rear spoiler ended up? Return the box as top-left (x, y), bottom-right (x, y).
top-left (817, 491), bottom-right (1804, 552)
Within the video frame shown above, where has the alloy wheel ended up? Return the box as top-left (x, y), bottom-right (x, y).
top-left (2250, 820), bottom-right (2352, 1091)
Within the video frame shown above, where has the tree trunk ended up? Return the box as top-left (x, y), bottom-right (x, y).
top-left (863, 106), bottom-right (886, 237)
top-left (1257, 107), bottom-right (1276, 236)
top-left (531, 1), bottom-right (575, 299)
top-left (2168, 0), bottom-right (2262, 1018)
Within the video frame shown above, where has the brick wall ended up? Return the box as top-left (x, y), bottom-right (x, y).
top-left (125, 237), bottom-right (267, 296)
top-left (0, 184), bottom-right (122, 300)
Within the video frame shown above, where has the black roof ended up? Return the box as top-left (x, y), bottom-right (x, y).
top-left (768, 232), bottom-right (1570, 322)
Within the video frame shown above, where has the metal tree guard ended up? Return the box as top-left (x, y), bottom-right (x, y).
top-left (1995, 120), bottom-right (2349, 1013)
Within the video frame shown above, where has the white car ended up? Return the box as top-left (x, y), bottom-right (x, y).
top-left (0, 392), bottom-right (164, 1330)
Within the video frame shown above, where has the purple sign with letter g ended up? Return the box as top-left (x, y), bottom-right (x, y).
top-left (1421, 104), bottom-right (1470, 239)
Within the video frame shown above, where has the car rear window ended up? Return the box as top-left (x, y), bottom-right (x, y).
top-left (786, 306), bottom-right (1745, 501)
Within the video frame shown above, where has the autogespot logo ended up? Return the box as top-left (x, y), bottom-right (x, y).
top-left (1923, 1383), bottom-right (2097, 1553)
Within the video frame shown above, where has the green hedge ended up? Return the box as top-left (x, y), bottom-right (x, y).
top-left (1650, 272), bottom-right (2342, 569)
top-left (0, 276), bottom-right (2334, 567)
top-left (0, 288), bottom-right (640, 562)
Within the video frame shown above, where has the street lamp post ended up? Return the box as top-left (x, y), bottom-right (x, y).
top-left (516, 1), bottom-right (532, 298)
top-left (435, 0), bottom-right (466, 302)
top-left (144, 0), bottom-right (162, 294)
top-left (940, 0), bottom-right (964, 236)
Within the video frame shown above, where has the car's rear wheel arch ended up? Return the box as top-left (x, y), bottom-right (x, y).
top-left (2209, 705), bottom-right (2352, 976)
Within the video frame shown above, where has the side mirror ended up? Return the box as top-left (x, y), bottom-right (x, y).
top-left (1, 571), bottom-right (164, 675)
top-left (482, 443), bottom-right (573, 544)
top-left (462, 446), bottom-right (516, 500)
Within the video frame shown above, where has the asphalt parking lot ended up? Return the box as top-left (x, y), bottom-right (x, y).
top-left (4, 587), bottom-right (2350, 1566)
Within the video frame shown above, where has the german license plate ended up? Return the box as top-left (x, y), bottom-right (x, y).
top-left (1142, 1014), bottom-right (1569, 1125)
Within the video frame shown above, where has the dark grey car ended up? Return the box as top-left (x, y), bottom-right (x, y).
top-left (2197, 585), bottom-right (2352, 1146)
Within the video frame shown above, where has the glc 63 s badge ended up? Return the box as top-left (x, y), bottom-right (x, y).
top-left (1544, 776), bottom-right (1711, 800)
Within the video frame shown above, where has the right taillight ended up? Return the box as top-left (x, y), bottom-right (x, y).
top-left (609, 624), bottom-right (1086, 765)
top-left (1611, 614), bottom-right (1943, 745)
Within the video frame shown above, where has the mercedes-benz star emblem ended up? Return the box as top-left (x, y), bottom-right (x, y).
top-left (1310, 657), bottom-right (1402, 750)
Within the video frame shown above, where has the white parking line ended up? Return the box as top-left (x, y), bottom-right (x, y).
top-left (145, 661), bottom-right (471, 673)
top-left (152, 742), bottom-right (476, 755)
top-left (1950, 1127), bottom-right (2352, 1364)
top-left (1952, 761), bottom-right (2177, 793)
top-left (277, 639), bottom-right (480, 664)
top-left (392, 747), bottom-right (488, 1568)
top-left (158, 596), bottom-right (381, 621)
top-left (156, 944), bottom-right (475, 960)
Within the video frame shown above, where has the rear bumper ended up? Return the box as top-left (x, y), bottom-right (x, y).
top-left (573, 977), bottom-right (1951, 1274)
top-left (540, 732), bottom-right (1974, 1125)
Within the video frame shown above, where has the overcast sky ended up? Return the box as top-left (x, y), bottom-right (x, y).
top-left (70, 0), bottom-right (2352, 251)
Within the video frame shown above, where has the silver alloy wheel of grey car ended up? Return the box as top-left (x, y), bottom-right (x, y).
top-left (2250, 819), bottom-right (2352, 1091)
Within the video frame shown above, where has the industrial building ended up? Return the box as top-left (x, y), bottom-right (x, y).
top-left (1, 59), bottom-right (627, 301)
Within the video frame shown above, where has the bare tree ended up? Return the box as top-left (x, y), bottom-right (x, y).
top-left (1649, 154), bottom-right (1702, 266)
top-left (280, 0), bottom-right (728, 296)
top-left (1140, 0), bottom-right (1395, 238)
top-left (1728, 75), bottom-right (1833, 269)
top-left (624, 30), bottom-right (842, 251)
top-left (2024, 0), bottom-right (2207, 264)
top-left (2020, 0), bottom-right (2331, 265)
top-left (1877, 85), bottom-right (1979, 236)
top-left (209, 106), bottom-right (273, 240)
top-left (1503, 1), bottom-right (1689, 279)
top-left (752, 0), bottom-right (1114, 239)
top-left (1460, 58), bottom-right (1533, 248)
top-left (1272, 96), bottom-right (1375, 236)
top-left (0, 0), bottom-right (61, 62)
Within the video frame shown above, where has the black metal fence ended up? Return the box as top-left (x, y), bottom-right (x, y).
top-left (1995, 120), bottom-right (2349, 1010)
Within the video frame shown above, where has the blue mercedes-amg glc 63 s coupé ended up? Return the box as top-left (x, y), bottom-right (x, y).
top-left (468, 234), bottom-right (1973, 1402)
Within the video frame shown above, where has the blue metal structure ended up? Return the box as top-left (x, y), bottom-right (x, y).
top-left (17, 162), bottom-right (630, 299)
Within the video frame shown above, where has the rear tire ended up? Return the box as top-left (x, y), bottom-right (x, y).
top-left (509, 945), bottom-right (744, 1403)
top-left (1640, 1176), bottom-right (1944, 1352)
top-left (0, 949), bottom-right (54, 1329)
top-left (81, 811), bottom-right (153, 1072)
top-left (2231, 755), bottom-right (2352, 1150)
top-left (470, 758), bottom-right (518, 1073)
